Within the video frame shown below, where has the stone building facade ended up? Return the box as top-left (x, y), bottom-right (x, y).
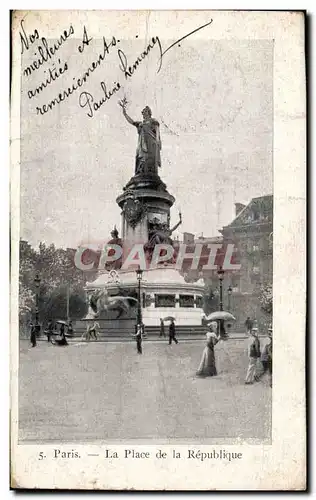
top-left (220, 195), bottom-right (273, 294)
top-left (219, 195), bottom-right (273, 330)
top-left (178, 195), bottom-right (273, 331)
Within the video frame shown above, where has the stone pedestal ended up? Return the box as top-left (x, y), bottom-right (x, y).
top-left (84, 170), bottom-right (201, 332)
top-left (86, 267), bottom-right (205, 326)
top-left (116, 173), bottom-right (175, 250)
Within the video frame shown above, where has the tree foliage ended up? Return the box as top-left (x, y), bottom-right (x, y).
top-left (19, 240), bottom-right (96, 327)
top-left (259, 283), bottom-right (273, 315)
top-left (203, 284), bottom-right (217, 315)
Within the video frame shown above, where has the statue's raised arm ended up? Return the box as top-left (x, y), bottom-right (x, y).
top-left (119, 99), bottom-right (137, 126)
top-left (170, 212), bottom-right (182, 234)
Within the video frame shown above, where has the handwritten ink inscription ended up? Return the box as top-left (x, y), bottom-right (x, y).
top-left (19, 19), bottom-right (39, 54)
top-left (19, 19), bottom-right (213, 118)
top-left (23, 24), bottom-right (74, 78)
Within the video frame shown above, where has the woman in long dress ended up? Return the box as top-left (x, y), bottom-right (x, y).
top-left (52, 324), bottom-right (68, 346)
top-left (196, 322), bottom-right (220, 377)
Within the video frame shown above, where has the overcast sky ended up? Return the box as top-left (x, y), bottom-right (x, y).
top-left (20, 28), bottom-right (273, 249)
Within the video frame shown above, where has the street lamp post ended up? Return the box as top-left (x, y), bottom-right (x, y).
top-left (66, 285), bottom-right (70, 323)
top-left (34, 273), bottom-right (41, 336)
top-left (136, 267), bottom-right (143, 327)
top-left (227, 285), bottom-right (233, 311)
top-left (217, 266), bottom-right (224, 312)
top-left (217, 266), bottom-right (228, 339)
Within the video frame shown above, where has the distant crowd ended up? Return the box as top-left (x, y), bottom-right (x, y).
top-left (29, 320), bottom-right (73, 347)
top-left (28, 315), bottom-right (272, 387)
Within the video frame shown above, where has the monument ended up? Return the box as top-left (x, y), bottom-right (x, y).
top-left (85, 101), bottom-right (205, 331)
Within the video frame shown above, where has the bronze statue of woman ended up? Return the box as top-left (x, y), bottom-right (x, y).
top-left (119, 100), bottom-right (161, 175)
top-left (145, 212), bottom-right (182, 250)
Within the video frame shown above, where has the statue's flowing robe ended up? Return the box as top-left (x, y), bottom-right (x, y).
top-left (133, 118), bottom-right (161, 174)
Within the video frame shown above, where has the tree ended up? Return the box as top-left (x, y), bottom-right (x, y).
top-left (69, 289), bottom-right (88, 319)
top-left (18, 240), bottom-right (95, 328)
top-left (259, 283), bottom-right (273, 315)
top-left (19, 284), bottom-right (35, 324)
top-left (19, 240), bottom-right (37, 328)
top-left (203, 284), bottom-right (217, 315)
top-left (39, 285), bottom-right (87, 321)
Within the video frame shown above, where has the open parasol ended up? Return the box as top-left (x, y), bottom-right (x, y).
top-left (56, 320), bottom-right (68, 325)
top-left (205, 311), bottom-right (236, 322)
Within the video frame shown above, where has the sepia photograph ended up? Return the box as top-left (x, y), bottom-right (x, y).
top-left (10, 9), bottom-right (306, 490)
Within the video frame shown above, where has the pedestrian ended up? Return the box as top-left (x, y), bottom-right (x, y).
top-left (57, 323), bottom-right (68, 346)
top-left (46, 320), bottom-right (53, 342)
top-left (67, 320), bottom-right (74, 336)
top-left (85, 321), bottom-right (99, 341)
top-left (245, 327), bottom-right (261, 385)
top-left (91, 321), bottom-right (100, 340)
top-left (168, 319), bottom-right (178, 345)
top-left (201, 314), bottom-right (207, 327)
top-left (141, 323), bottom-right (147, 339)
top-left (134, 323), bottom-right (143, 354)
top-left (159, 318), bottom-right (165, 337)
top-left (196, 322), bottom-right (220, 377)
top-left (245, 316), bottom-right (253, 335)
top-left (257, 327), bottom-right (272, 387)
top-left (30, 322), bottom-right (36, 347)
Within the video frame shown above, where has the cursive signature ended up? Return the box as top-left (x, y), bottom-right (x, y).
top-left (79, 81), bottom-right (121, 118)
top-left (117, 20), bottom-right (213, 78)
top-left (117, 36), bottom-right (162, 79)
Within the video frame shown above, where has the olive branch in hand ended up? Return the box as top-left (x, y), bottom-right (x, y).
top-left (118, 97), bottom-right (128, 109)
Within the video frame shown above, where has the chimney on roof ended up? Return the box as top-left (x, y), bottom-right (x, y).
top-left (235, 203), bottom-right (246, 217)
top-left (183, 232), bottom-right (195, 244)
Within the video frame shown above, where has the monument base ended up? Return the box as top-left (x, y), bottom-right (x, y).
top-left (85, 266), bottom-right (205, 328)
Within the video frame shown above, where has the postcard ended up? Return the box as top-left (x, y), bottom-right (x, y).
top-left (10, 10), bottom-right (306, 490)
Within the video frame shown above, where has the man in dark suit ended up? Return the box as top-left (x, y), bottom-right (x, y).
top-left (168, 319), bottom-right (178, 345)
top-left (134, 323), bottom-right (143, 354)
top-left (30, 322), bottom-right (36, 347)
top-left (46, 320), bottom-right (53, 342)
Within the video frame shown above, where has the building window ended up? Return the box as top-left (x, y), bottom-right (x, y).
top-left (179, 295), bottom-right (194, 308)
top-left (155, 294), bottom-right (176, 308)
top-left (252, 210), bottom-right (260, 221)
top-left (195, 296), bottom-right (203, 308)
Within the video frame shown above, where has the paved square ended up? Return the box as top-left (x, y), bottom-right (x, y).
top-left (19, 339), bottom-right (271, 443)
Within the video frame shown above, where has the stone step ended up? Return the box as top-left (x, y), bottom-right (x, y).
top-left (35, 333), bottom-right (248, 342)
top-left (66, 327), bottom-right (207, 337)
top-left (72, 320), bottom-right (248, 334)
